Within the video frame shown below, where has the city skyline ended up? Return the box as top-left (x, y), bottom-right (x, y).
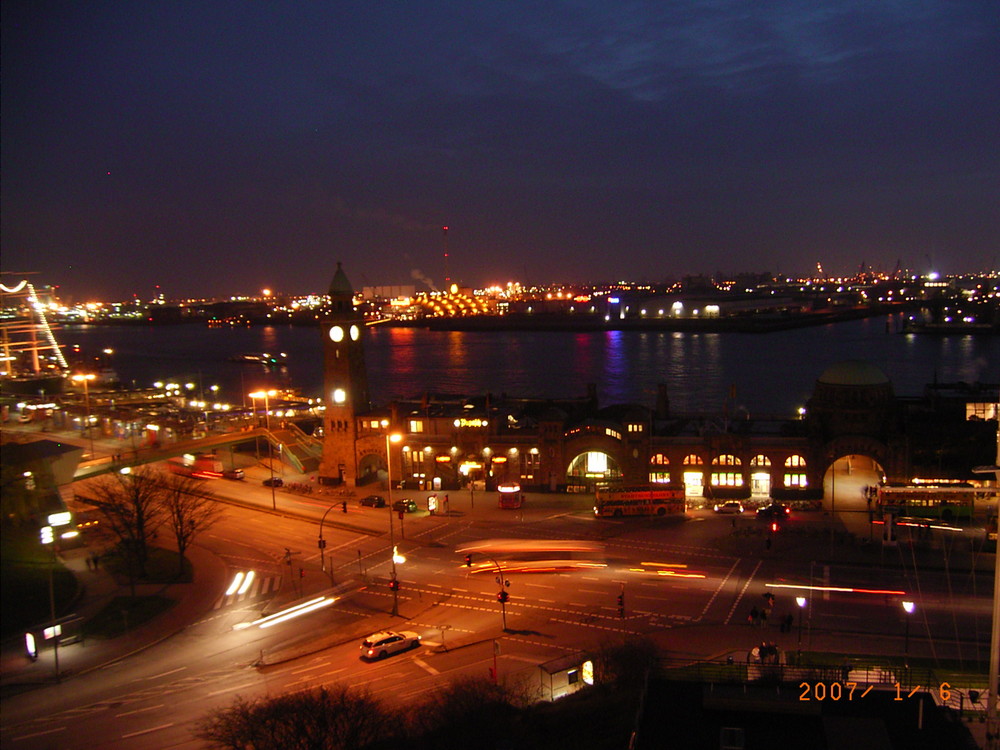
top-left (3, 2), bottom-right (998, 300)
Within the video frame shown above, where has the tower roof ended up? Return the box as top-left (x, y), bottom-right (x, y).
top-left (329, 262), bottom-right (354, 297)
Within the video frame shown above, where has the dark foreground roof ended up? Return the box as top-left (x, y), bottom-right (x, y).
top-left (635, 680), bottom-right (976, 750)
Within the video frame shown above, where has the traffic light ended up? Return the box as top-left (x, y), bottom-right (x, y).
top-left (389, 579), bottom-right (400, 591)
top-left (617, 592), bottom-right (625, 618)
top-left (497, 590), bottom-right (509, 603)
top-left (770, 521), bottom-right (779, 533)
top-left (341, 501), bottom-right (347, 513)
top-left (464, 554), bottom-right (472, 567)
top-left (299, 568), bottom-right (305, 578)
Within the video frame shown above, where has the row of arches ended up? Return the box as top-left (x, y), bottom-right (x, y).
top-left (647, 452), bottom-right (809, 493)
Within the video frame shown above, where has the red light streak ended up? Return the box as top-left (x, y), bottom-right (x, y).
top-left (765, 583), bottom-right (906, 596)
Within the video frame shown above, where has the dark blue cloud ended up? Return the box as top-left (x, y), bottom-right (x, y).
top-left (3, 0), bottom-right (997, 297)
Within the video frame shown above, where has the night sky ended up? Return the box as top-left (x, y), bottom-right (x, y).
top-left (3, 1), bottom-right (998, 300)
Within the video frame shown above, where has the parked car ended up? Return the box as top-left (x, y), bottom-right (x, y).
top-left (360, 631), bottom-right (421, 660)
top-left (360, 494), bottom-right (386, 508)
top-left (262, 477), bottom-right (283, 487)
top-left (714, 501), bottom-right (744, 514)
top-left (756, 503), bottom-right (790, 520)
top-left (392, 498), bottom-right (418, 513)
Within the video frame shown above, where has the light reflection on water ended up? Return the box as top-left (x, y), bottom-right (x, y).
top-left (60, 317), bottom-right (996, 415)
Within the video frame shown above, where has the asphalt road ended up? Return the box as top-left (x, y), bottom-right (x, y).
top-left (1, 471), bottom-right (994, 749)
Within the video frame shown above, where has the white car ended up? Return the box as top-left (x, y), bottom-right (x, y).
top-left (360, 630), bottom-right (421, 660)
top-left (713, 501), bottom-right (744, 514)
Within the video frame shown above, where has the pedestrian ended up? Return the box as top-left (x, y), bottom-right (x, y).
top-left (749, 606), bottom-right (759, 626)
top-left (85, 555), bottom-right (92, 571)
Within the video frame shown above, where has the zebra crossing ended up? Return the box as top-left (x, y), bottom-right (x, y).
top-left (213, 571), bottom-right (282, 609)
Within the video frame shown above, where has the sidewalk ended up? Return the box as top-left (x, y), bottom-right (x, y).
top-left (0, 540), bottom-right (229, 697)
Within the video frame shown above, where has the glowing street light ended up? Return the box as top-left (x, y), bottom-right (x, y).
top-left (71, 373), bottom-right (97, 457)
top-left (796, 596), bottom-right (807, 655)
top-left (386, 431), bottom-right (402, 616)
top-left (39, 526), bottom-right (60, 681)
top-left (902, 600), bottom-right (916, 666)
top-left (249, 389), bottom-right (278, 510)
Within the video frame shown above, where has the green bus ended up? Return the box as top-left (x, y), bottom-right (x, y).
top-left (876, 483), bottom-right (976, 522)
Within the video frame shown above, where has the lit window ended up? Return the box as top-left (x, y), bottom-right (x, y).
top-left (409, 420), bottom-right (424, 433)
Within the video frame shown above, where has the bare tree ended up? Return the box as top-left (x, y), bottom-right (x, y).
top-left (86, 466), bottom-right (165, 595)
top-left (159, 473), bottom-right (221, 578)
top-left (197, 685), bottom-right (398, 750)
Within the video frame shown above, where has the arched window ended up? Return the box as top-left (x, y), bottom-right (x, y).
top-left (711, 454), bottom-right (743, 486)
top-left (712, 454), bottom-right (740, 467)
top-left (784, 454), bottom-right (807, 487)
top-left (683, 454), bottom-right (703, 466)
top-left (750, 455), bottom-right (771, 468)
top-left (649, 453), bottom-right (670, 484)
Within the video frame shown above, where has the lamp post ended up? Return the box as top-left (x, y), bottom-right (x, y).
top-left (796, 596), bottom-right (807, 657)
top-left (40, 526), bottom-right (60, 682)
top-left (318, 504), bottom-right (336, 583)
top-left (385, 432), bottom-right (402, 616)
top-left (249, 390), bottom-right (277, 511)
top-left (489, 557), bottom-right (510, 632)
top-left (72, 373), bottom-right (96, 457)
top-left (902, 600), bottom-right (915, 667)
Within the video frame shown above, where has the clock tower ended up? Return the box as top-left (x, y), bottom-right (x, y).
top-left (319, 262), bottom-right (370, 486)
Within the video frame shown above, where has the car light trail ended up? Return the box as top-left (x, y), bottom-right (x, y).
top-left (237, 570), bottom-right (255, 595)
top-left (657, 570), bottom-right (706, 578)
top-left (765, 583), bottom-right (906, 596)
top-left (641, 562), bottom-right (688, 568)
top-left (233, 596), bottom-right (336, 630)
top-left (226, 572), bottom-right (244, 596)
top-left (871, 520), bottom-right (962, 532)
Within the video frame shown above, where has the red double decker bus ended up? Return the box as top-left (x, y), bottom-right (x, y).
top-left (594, 484), bottom-right (686, 518)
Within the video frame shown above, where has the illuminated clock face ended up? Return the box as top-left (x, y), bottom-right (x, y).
top-left (333, 388), bottom-right (346, 403)
top-left (349, 325), bottom-right (360, 341)
top-left (329, 326), bottom-right (344, 342)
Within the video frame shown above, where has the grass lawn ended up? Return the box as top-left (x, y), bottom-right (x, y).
top-left (82, 595), bottom-right (176, 639)
top-left (0, 525), bottom-right (77, 640)
top-left (101, 545), bottom-right (193, 584)
top-left (2, 524), bottom-right (191, 641)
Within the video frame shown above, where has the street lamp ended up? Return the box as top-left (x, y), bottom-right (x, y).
top-left (901, 600), bottom-right (915, 666)
top-left (318, 504), bottom-right (336, 582)
top-left (249, 390), bottom-right (278, 511)
top-left (796, 596), bottom-right (807, 657)
top-left (385, 432), bottom-right (402, 616)
top-left (72, 373), bottom-right (96, 457)
top-left (39, 526), bottom-right (60, 681)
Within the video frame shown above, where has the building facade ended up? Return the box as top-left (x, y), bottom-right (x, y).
top-left (322, 266), bottom-right (997, 504)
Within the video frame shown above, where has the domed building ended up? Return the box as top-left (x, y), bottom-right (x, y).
top-left (807, 360), bottom-right (895, 442)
